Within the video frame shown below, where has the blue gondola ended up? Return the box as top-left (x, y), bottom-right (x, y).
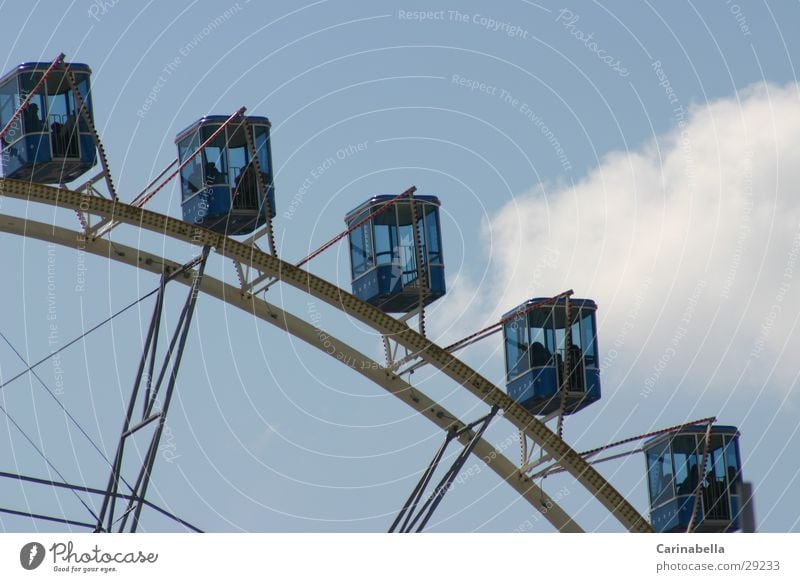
top-left (0, 61), bottom-right (97, 184)
top-left (644, 425), bottom-right (743, 533)
top-left (175, 115), bottom-right (275, 236)
top-left (345, 195), bottom-right (445, 313)
top-left (503, 297), bottom-right (601, 415)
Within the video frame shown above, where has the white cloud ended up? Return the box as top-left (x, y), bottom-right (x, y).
top-left (448, 82), bottom-right (800, 410)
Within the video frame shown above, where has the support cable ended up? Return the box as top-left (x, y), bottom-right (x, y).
top-left (128, 246), bottom-right (210, 532)
top-left (408, 189), bottom-right (429, 337)
top-left (556, 296), bottom-right (572, 440)
top-left (133, 110), bottom-right (245, 209)
top-left (242, 116), bottom-right (277, 256)
top-left (0, 471), bottom-right (203, 533)
top-left (390, 407), bottom-right (498, 533)
top-left (0, 331), bottom-right (131, 489)
top-left (0, 256), bottom-right (204, 394)
top-left (0, 470), bottom-right (202, 532)
top-left (389, 432), bottom-right (454, 533)
top-left (84, 159), bottom-right (178, 236)
top-left (578, 416), bottom-right (717, 461)
top-left (381, 335), bottom-right (394, 368)
top-left (0, 402), bottom-right (99, 523)
top-left (532, 448), bottom-right (645, 479)
top-left (407, 407), bottom-right (498, 533)
top-left (394, 290), bottom-right (575, 376)
top-left (1, 256), bottom-right (197, 528)
top-left (0, 260), bottom-right (207, 529)
top-left (92, 109), bottom-right (246, 239)
top-left (256, 186), bottom-right (417, 295)
top-left (64, 66), bottom-right (117, 200)
top-left (97, 276), bottom-right (167, 532)
top-left (528, 416), bottom-right (718, 479)
top-left (295, 186), bottom-right (416, 270)
top-left (0, 506), bottom-right (95, 529)
top-left (131, 159), bottom-right (178, 207)
top-left (445, 290), bottom-right (574, 354)
top-left (687, 420), bottom-right (714, 533)
top-left (519, 430), bottom-right (529, 467)
top-left (95, 247), bottom-right (211, 533)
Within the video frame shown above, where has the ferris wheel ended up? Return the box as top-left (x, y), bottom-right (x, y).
top-left (0, 54), bottom-right (751, 534)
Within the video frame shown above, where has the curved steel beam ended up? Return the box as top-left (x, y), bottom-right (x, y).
top-left (0, 178), bottom-right (651, 532)
top-left (0, 213), bottom-right (581, 532)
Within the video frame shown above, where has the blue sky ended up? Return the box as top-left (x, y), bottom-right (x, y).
top-left (1, 0), bottom-right (799, 532)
